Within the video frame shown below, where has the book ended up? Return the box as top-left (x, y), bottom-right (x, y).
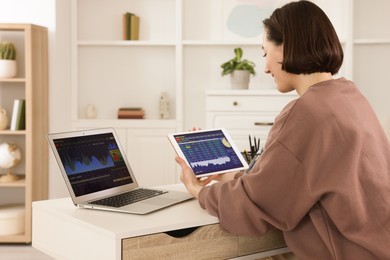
top-left (10, 99), bottom-right (26, 130)
top-left (124, 12), bottom-right (132, 40)
top-left (118, 115), bottom-right (144, 119)
top-left (118, 110), bottom-right (144, 116)
top-left (122, 12), bottom-right (139, 40)
top-left (118, 107), bottom-right (143, 111)
top-left (122, 13), bottom-right (128, 40)
top-left (117, 107), bottom-right (145, 119)
top-left (130, 15), bottom-right (140, 40)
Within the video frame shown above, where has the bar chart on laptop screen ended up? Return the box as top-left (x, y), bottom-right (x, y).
top-left (174, 130), bottom-right (243, 175)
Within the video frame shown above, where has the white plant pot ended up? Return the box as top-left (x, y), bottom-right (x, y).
top-left (230, 70), bottom-right (250, 89)
top-left (0, 60), bottom-right (17, 78)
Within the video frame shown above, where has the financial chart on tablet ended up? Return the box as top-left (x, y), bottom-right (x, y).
top-left (168, 129), bottom-right (248, 177)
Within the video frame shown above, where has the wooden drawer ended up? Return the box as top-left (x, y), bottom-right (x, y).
top-left (122, 224), bottom-right (287, 260)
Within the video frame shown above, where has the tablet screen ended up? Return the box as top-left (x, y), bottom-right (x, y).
top-left (168, 129), bottom-right (248, 177)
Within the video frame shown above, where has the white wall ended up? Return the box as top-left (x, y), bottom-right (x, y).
top-left (352, 1), bottom-right (390, 140)
top-left (0, 0), bottom-right (71, 198)
top-left (49, 0), bottom-right (72, 198)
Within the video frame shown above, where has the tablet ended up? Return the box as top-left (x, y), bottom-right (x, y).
top-left (168, 128), bottom-right (249, 177)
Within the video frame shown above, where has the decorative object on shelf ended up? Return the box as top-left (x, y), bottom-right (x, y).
top-left (0, 106), bottom-right (8, 130)
top-left (86, 104), bottom-right (97, 119)
top-left (122, 12), bottom-right (140, 40)
top-left (10, 99), bottom-right (26, 131)
top-left (221, 47), bottom-right (256, 89)
top-left (226, 3), bottom-right (271, 38)
top-left (159, 92), bottom-right (170, 119)
top-left (117, 107), bottom-right (145, 119)
top-left (0, 42), bottom-right (17, 78)
top-left (0, 204), bottom-right (25, 235)
top-left (0, 142), bottom-right (22, 183)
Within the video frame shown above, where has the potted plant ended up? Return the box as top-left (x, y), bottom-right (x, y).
top-left (0, 42), bottom-right (17, 78)
top-left (221, 47), bottom-right (256, 89)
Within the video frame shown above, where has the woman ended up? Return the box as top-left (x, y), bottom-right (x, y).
top-left (175, 1), bottom-right (390, 259)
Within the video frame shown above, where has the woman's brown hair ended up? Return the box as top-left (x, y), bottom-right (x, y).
top-left (263, 0), bottom-right (343, 75)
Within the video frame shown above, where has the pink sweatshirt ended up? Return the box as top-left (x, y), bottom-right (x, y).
top-left (198, 78), bottom-right (390, 259)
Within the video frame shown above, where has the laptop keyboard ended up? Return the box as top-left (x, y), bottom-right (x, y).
top-left (91, 188), bottom-right (167, 208)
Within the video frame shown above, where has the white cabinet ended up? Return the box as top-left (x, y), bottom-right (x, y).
top-left (125, 128), bottom-right (177, 187)
top-left (206, 90), bottom-right (297, 151)
top-left (74, 120), bottom-right (176, 186)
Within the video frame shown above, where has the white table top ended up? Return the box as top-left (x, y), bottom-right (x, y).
top-left (32, 184), bottom-right (219, 239)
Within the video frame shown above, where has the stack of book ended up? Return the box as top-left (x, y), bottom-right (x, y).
top-left (117, 107), bottom-right (145, 119)
top-left (122, 12), bottom-right (140, 40)
top-left (10, 99), bottom-right (26, 130)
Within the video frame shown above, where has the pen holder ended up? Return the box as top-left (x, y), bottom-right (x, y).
top-left (242, 148), bottom-right (264, 173)
top-left (241, 151), bottom-right (252, 164)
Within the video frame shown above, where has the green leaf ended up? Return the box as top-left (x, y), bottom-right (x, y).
top-left (221, 47), bottom-right (255, 76)
top-left (234, 48), bottom-right (243, 59)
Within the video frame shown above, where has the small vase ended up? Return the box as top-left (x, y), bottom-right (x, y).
top-left (0, 107), bottom-right (8, 130)
top-left (230, 70), bottom-right (250, 89)
top-left (0, 60), bottom-right (17, 78)
top-left (86, 104), bottom-right (97, 119)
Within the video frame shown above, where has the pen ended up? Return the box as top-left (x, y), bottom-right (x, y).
top-left (249, 135), bottom-right (256, 157)
top-left (245, 146), bottom-right (265, 173)
top-left (249, 135), bottom-right (253, 154)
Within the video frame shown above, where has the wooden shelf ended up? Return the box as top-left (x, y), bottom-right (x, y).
top-left (0, 23), bottom-right (48, 244)
top-left (0, 233), bottom-right (29, 243)
top-left (0, 130), bottom-right (26, 135)
top-left (0, 78), bottom-right (25, 83)
top-left (0, 177), bottom-right (26, 188)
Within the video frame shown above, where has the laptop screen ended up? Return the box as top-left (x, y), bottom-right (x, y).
top-left (52, 132), bottom-right (134, 197)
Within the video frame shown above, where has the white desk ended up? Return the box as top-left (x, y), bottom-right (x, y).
top-left (32, 184), bottom-right (288, 260)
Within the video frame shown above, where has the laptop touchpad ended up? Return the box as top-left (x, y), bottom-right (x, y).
top-left (145, 197), bottom-right (177, 206)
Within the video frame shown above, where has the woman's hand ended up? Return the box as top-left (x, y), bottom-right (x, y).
top-left (175, 156), bottom-right (218, 198)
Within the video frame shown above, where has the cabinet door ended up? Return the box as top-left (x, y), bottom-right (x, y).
top-left (126, 128), bottom-right (177, 187)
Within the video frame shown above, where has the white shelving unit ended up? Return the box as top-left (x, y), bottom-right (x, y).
top-left (352, 0), bottom-right (390, 119)
top-left (70, 0), bottom-right (179, 186)
top-left (70, 0), bottom-right (389, 186)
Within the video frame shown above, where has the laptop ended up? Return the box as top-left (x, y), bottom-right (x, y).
top-left (47, 128), bottom-right (193, 215)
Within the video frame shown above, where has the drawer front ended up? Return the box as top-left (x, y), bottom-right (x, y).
top-left (207, 113), bottom-right (275, 151)
top-left (206, 95), bottom-right (295, 112)
top-left (209, 113), bottom-right (275, 129)
top-left (122, 224), bottom-right (287, 260)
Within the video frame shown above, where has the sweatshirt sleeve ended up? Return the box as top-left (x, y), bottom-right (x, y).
top-left (197, 137), bottom-right (316, 236)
